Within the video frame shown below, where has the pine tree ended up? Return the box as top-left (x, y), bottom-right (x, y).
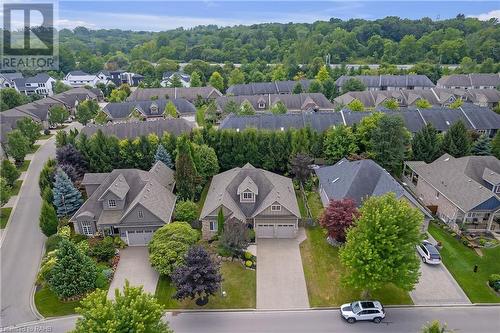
top-left (217, 208), bottom-right (224, 236)
top-left (48, 239), bottom-right (97, 299)
top-left (412, 123), bottom-right (442, 163)
top-left (238, 100), bottom-right (255, 115)
top-left (292, 82), bottom-right (303, 94)
top-left (52, 168), bottom-right (83, 217)
top-left (39, 200), bottom-right (58, 236)
top-left (164, 101), bottom-right (178, 118)
top-left (223, 99), bottom-right (239, 114)
top-left (472, 134), bottom-right (492, 156)
top-left (315, 65), bottom-right (330, 82)
top-left (371, 115), bottom-right (409, 175)
top-left (271, 101), bottom-right (288, 114)
top-left (154, 144), bottom-right (174, 168)
top-left (209, 71), bottom-right (224, 92)
top-left (175, 135), bottom-right (199, 200)
top-left (189, 71), bottom-right (202, 87)
top-left (169, 74), bottom-right (183, 88)
top-left (442, 120), bottom-right (471, 157)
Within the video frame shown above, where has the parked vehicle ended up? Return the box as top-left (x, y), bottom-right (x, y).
top-left (340, 300), bottom-right (385, 324)
top-left (416, 240), bottom-right (441, 264)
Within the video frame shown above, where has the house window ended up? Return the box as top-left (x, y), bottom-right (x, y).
top-left (209, 221), bottom-right (217, 231)
top-left (495, 186), bottom-right (500, 194)
top-left (435, 191), bottom-right (440, 199)
top-left (81, 221), bottom-right (93, 236)
top-left (258, 102), bottom-right (266, 109)
top-left (138, 210), bottom-right (144, 219)
top-left (271, 204), bottom-right (281, 212)
top-left (242, 192), bottom-right (254, 202)
top-left (108, 199), bottom-right (116, 207)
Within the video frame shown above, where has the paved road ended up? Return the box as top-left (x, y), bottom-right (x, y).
top-left (7, 306), bottom-right (500, 333)
top-left (0, 124), bottom-right (81, 328)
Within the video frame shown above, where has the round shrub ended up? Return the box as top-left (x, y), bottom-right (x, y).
top-left (71, 233), bottom-right (88, 243)
top-left (244, 251), bottom-right (253, 260)
top-left (95, 272), bottom-right (108, 289)
top-left (113, 236), bottom-right (127, 249)
top-left (89, 237), bottom-right (116, 262)
top-left (45, 234), bottom-right (63, 252)
top-left (217, 245), bottom-right (232, 258)
top-left (174, 200), bottom-right (199, 224)
top-left (248, 229), bottom-right (255, 242)
top-left (489, 274), bottom-right (500, 292)
top-left (245, 260), bottom-right (253, 268)
top-left (102, 268), bottom-right (113, 280)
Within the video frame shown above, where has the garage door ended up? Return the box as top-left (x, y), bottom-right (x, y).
top-left (126, 230), bottom-right (154, 246)
top-left (276, 224), bottom-right (296, 238)
top-left (256, 224), bottom-right (274, 238)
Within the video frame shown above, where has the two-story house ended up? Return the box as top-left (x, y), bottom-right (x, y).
top-left (70, 161), bottom-right (176, 246)
top-left (161, 72), bottom-right (191, 87)
top-left (12, 73), bottom-right (56, 97)
top-left (199, 163), bottom-right (301, 239)
top-left (335, 75), bottom-right (435, 92)
top-left (437, 74), bottom-right (500, 90)
top-left (403, 154), bottom-right (500, 233)
top-left (64, 70), bottom-right (99, 88)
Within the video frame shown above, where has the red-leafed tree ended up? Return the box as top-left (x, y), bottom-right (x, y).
top-left (319, 199), bottom-right (360, 243)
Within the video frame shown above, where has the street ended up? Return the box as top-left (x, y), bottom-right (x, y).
top-left (5, 306), bottom-right (500, 333)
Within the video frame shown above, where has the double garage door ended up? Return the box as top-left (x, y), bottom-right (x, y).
top-left (126, 229), bottom-right (154, 246)
top-left (255, 222), bottom-right (296, 239)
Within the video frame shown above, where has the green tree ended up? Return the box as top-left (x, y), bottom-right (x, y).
top-left (94, 110), bottom-right (109, 124)
top-left (154, 144), bottom-right (174, 168)
top-left (415, 99), bottom-right (432, 109)
top-left (315, 65), bottom-right (330, 82)
top-left (192, 143), bottom-right (219, 184)
top-left (292, 82), bottom-right (303, 94)
top-left (189, 71), bottom-right (202, 87)
top-left (412, 123), bottom-right (442, 163)
top-left (163, 101), bottom-right (178, 118)
top-left (228, 68), bottom-right (245, 86)
top-left (0, 88), bottom-right (28, 111)
top-left (0, 159), bottom-right (20, 186)
top-left (324, 125), bottom-right (358, 162)
top-left (271, 64), bottom-right (287, 81)
top-left (73, 282), bottom-right (172, 333)
top-left (0, 178), bottom-right (12, 206)
top-left (217, 208), bottom-right (224, 236)
top-left (347, 99), bottom-right (365, 112)
top-left (442, 120), bottom-right (471, 157)
top-left (492, 131), bottom-right (500, 159)
top-left (48, 239), bottom-right (98, 299)
top-left (238, 100), bottom-right (256, 115)
top-left (448, 99), bottom-right (463, 109)
top-left (53, 80), bottom-right (72, 94)
top-left (223, 99), bottom-right (239, 114)
top-left (16, 118), bottom-right (42, 147)
top-left (52, 168), bottom-right (83, 217)
top-left (308, 80), bottom-right (323, 93)
top-left (169, 74), bottom-right (183, 88)
top-left (340, 193), bottom-right (422, 296)
top-left (108, 89), bottom-right (128, 102)
top-left (39, 200), bottom-right (58, 236)
top-left (148, 222), bottom-right (199, 276)
top-left (472, 134), bottom-right (491, 156)
top-left (174, 200), bottom-right (199, 225)
top-left (209, 71), bottom-right (224, 92)
top-left (341, 78), bottom-right (366, 92)
top-left (5, 129), bottom-right (30, 165)
top-left (271, 101), bottom-right (288, 114)
top-left (354, 112), bottom-right (383, 154)
top-left (76, 100), bottom-right (99, 125)
top-left (175, 135), bottom-right (199, 200)
top-left (383, 98), bottom-right (399, 110)
top-left (371, 115), bottom-right (409, 175)
top-left (48, 105), bottom-right (69, 127)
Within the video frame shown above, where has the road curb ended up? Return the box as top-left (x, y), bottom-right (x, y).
top-left (29, 242), bottom-right (47, 321)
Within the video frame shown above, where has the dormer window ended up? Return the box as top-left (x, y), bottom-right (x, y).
top-left (150, 105), bottom-right (158, 114)
top-left (242, 191), bottom-right (255, 202)
top-left (271, 204), bottom-right (281, 212)
top-left (138, 210), bottom-right (144, 219)
top-left (108, 199), bottom-right (116, 207)
top-left (258, 102), bottom-right (266, 109)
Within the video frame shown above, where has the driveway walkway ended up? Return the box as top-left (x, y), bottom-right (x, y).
top-left (256, 229), bottom-right (309, 309)
top-left (107, 247), bottom-right (159, 299)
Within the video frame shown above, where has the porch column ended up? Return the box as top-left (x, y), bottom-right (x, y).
top-left (487, 209), bottom-right (500, 231)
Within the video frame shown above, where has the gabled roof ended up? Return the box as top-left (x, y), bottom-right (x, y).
top-left (237, 176), bottom-right (259, 195)
top-left (103, 98), bottom-right (196, 120)
top-left (437, 74), bottom-right (500, 88)
top-left (315, 158), bottom-right (431, 219)
top-left (227, 80), bottom-right (311, 96)
top-left (482, 168), bottom-right (500, 186)
top-left (216, 93), bottom-right (333, 112)
top-left (200, 164), bottom-right (300, 220)
top-left (336, 75), bottom-right (435, 88)
top-left (405, 154), bottom-right (500, 212)
top-left (98, 174), bottom-right (130, 201)
top-left (127, 87), bottom-right (222, 102)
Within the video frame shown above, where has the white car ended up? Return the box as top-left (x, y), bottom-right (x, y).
top-left (340, 300), bottom-right (385, 324)
top-left (416, 240), bottom-right (441, 264)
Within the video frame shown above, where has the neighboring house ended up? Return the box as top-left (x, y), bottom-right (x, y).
top-left (97, 70), bottom-right (144, 87)
top-left (101, 98), bottom-right (196, 122)
top-left (403, 154), bottom-right (500, 233)
top-left (70, 161), bottom-right (176, 246)
top-left (335, 75), bottom-right (435, 92)
top-left (334, 88), bottom-right (500, 109)
top-left (437, 73), bottom-right (500, 90)
top-left (219, 105), bottom-right (500, 137)
top-left (226, 79), bottom-right (312, 96)
top-left (161, 72), bottom-right (191, 87)
top-left (216, 93), bottom-right (334, 113)
top-left (81, 118), bottom-right (194, 139)
top-left (12, 73), bottom-right (56, 97)
top-left (199, 163), bottom-right (301, 239)
top-left (127, 87), bottom-right (222, 102)
top-left (0, 72), bottom-right (23, 89)
top-left (315, 158), bottom-right (432, 230)
top-left (64, 70), bottom-right (99, 88)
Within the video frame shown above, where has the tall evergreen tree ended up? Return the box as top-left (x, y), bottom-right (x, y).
top-left (169, 74), bottom-right (183, 88)
top-left (292, 82), bottom-right (303, 94)
top-left (154, 144), bottom-right (174, 168)
top-left (209, 71), bottom-right (224, 92)
top-left (189, 71), bottom-right (202, 87)
top-left (442, 120), bottom-right (471, 157)
top-left (472, 134), bottom-right (492, 156)
top-left (223, 99), bottom-right (239, 114)
top-left (175, 135), bottom-right (199, 200)
top-left (52, 168), bottom-right (83, 217)
top-left (163, 101), bottom-right (178, 118)
top-left (39, 200), bottom-right (58, 236)
top-left (271, 101), bottom-right (288, 114)
top-left (492, 131), bottom-right (500, 159)
top-left (371, 115), bottom-right (409, 175)
top-left (411, 123), bottom-right (441, 162)
top-left (238, 100), bottom-right (256, 115)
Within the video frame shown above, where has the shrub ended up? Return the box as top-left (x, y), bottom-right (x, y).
top-left (244, 251), bottom-right (253, 260)
top-left (489, 274), bottom-right (500, 291)
top-left (44, 129), bottom-right (50, 135)
top-left (1, 159), bottom-right (20, 186)
top-left (217, 245), bottom-right (232, 257)
top-left (248, 229), bottom-right (255, 242)
top-left (76, 240), bottom-right (90, 254)
top-left (45, 234), bottom-right (63, 252)
top-left (57, 225), bottom-right (71, 239)
top-left (102, 268), bottom-right (114, 280)
top-left (37, 250), bottom-right (57, 286)
top-left (245, 260), bottom-right (253, 268)
top-left (71, 233), bottom-right (88, 243)
top-left (95, 272), bottom-right (108, 289)
top-left (479, 238), bottom-right (486, 246)
top-left (113, 236), bottom-right (127, 249)
top-left (174, 200), bottom-right (198, 224)
top-left (89, 237), bottom-right (116, 262)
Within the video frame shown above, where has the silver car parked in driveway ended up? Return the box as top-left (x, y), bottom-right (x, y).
top-left (416, 240), bottom-right (442, 264)
top-left (340, 300), bottom-right (385, 323)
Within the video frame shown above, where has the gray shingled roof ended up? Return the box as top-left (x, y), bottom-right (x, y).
top-left (336, 75), bottom-right (435, 89)
top-left (127, 87), bottom-right (222, 102)
top-left (437, 74), bottom-right (500, 88)
top-left (226, 80), bottom-right (311, 96)
top-left (216, 93), bottom-right (333, 112)
top-left (70, 162), bottom-right (176, 225)
top-left (80, 118), bottom-right (194, 139)
top-left (200, 163), bottom-right (300, 220)
top-left (103, 98), bottom-right (196, 120)
top-left (315, 158), bottom-right (431, 218)
top-left (406, 154), bottom-right (500, 212)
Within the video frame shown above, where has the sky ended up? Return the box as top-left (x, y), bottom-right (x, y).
top-left (5, 1), bottom-right (500, 31)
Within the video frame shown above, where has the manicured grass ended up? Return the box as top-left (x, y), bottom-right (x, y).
top-left (10, 180), bottom-right (23, 196)
top-left (0, 207), bottom-right (13, 229)
top-left (156, 261), bottom-right (256, 309)
top-left (295, 190), bottom-right (323, 221)
top-left (39, 133), bottom-right (53, 140)
top-left (34, 286), bottom-right (81, 317)
top-left (428, 222), bottom-right (500, 303)
top-left (28, 144), bottom-right (41, 154)
top-left (17, 160), bottom-right (30, 172)
top-left (300, 227), bottom-right (413, 307)
top-left (296, 190), bottom-right (307, 218)
top-left (197, 181), bottom-right (210, 215)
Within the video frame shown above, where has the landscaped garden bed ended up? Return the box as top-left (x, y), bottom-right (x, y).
top-left (0, 207), bottom-right (12, 229)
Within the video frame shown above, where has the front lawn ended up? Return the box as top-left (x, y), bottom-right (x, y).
top-left (300, 227), bottom-right (413, 307)
top-left (39, 133), bottom-right (53, 140)
top-left (17, 160), bottom-right (30, 172)
top-left (0, 207), bottom-right (13, 229)
top-left (28, 144), bottom-right (41, 154)
top-left (10, 180), bottom-right (23, 196)
top-left (156, 261), bottom-right (256, 309)
top-left (428, 222), bottom-right (500, 303)
top-left (296, 190), bottom-right (323, 221)
top-left (34, 286), bottom-right (81, 317)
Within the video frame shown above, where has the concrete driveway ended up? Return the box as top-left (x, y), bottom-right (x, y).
top-left (107, 247), bottom-right (159, 299)
top-left (256, 229), bottom-right (309, 309)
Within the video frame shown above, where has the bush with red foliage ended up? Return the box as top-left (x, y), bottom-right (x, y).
top-left (319, 199), bottom-right (360, 242)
